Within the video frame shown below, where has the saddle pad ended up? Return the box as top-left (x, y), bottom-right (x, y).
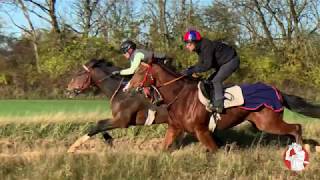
top-left (239, 83), bottom-right (284, 112)
top-left (198, 83), bottom-right (244, 109)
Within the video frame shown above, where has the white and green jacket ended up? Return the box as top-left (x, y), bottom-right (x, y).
top-left (120, 49), bottom-right (165, 75)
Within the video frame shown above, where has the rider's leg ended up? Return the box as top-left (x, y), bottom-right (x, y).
top-left (209, 56), bottom-right (240, 113)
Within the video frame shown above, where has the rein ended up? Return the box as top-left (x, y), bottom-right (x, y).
top-left (138, 63), bottom-right (186, 107)
top-left (140, 63), bottom-right (185, 89)
top-left (157, 75), bottom-right (185, 88)
top-left (110, 78), bottom-right (124, 103)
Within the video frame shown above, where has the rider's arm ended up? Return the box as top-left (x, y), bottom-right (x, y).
top-left (190, 46), bottom-right (213, 73)
top-left (120, 52), bottom-right (144, 75)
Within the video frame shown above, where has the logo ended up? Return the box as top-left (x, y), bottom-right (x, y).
top-left (283, 143), bottom-right (309, 171)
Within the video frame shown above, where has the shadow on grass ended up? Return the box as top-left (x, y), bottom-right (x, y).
top-left (176, 124), bottom-right (319, 149)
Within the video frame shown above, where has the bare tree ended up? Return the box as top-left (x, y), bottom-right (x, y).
top-left (24, 0), bottom-right (60, 34)
top-left (217, 0), bottom-right (320, 51)
top-left (71, 0), bottom-right (102, 38)
top-left (5, 0), bottom-right (41, 72)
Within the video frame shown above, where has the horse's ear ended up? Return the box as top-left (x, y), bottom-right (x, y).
top-left (82, 64), bottom-right (90, 72)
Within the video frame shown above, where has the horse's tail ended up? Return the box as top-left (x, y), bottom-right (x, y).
top-left (281, 92), bottom-right (320, 119)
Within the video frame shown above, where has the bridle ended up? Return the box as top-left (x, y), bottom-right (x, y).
top-left (75, 64), bottom-right (110, 92)
top-left (71, 64), bottom-right (123, 103)
top-left (135, 63), bottom-right (186, 107)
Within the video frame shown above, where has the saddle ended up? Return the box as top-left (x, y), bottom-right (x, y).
top-left (198, 81), bottom-right (244, 112)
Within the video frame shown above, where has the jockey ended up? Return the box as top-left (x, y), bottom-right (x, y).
top-left (112, 39), bottom-right (165, 103)
top-left (112, 39), bottom-right (166, 76)
top-left (182, 30), bottom-right (240, 113)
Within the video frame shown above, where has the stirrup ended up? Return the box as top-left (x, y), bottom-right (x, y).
top-left (214, 106), bottom-right (223, 113)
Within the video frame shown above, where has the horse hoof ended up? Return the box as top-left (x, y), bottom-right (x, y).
top-left (316, 146), bottom-right (320, 153)
top-left (104, 139), bottom-right (113, 146)
top-left (67, 147), bottom-right (76, 153)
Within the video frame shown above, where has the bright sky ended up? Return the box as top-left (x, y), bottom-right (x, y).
top-left (0, 1), bottom-right (73, 36)
top-left (0, 0), bottom-right (212, 37)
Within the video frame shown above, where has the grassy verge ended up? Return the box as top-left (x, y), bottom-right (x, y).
top-left (1, 142), bottom-right (319, 180)
top-left (0, 100), bottom-right (319, 179)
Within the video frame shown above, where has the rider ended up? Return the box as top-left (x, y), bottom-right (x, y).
top-left (182, 30), bottom-right (240, 113)
top-left (112, 39), bottom-right (165, 103)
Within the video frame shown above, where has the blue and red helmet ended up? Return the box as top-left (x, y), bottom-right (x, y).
top-left (183, 30), bottom-right (202, 43)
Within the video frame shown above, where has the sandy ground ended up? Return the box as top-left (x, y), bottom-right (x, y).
top-left (0, 137), bottom-right (167, 158)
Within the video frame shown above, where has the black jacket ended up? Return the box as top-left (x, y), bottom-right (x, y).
top-left (189, 38), bottom-right (237, 73)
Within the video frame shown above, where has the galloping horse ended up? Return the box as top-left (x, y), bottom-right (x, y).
top-left (66, 59), bottom-right (169, 152)
top-left (127, 61), bottom-right (320, 152)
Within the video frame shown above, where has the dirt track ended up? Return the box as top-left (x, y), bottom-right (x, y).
top-left (0, 137), bottom-right (166, 158)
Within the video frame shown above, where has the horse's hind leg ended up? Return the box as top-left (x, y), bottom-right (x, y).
top-left (249, 109), bottom-right (303, 144)
top-left (68, 119), bottom-right (114, 153)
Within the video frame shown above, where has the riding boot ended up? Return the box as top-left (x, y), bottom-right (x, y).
top-left (213, 98), bottom-right (224, 113)
top-left (208, 89), bottom-right (215, 111)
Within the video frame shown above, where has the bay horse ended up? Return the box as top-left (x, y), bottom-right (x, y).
top-left (66, 59), bottom-right (169, 152)
top-left (127, 61), bottom-right (320, 152)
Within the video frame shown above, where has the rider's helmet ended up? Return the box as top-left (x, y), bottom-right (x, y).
top-left (183, 30), bottom-right (202, 43)
top-left (120, 40), bottom-right (136, 54)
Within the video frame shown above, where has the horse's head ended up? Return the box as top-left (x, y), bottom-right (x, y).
top-left (128, 60), bottom-right (184, 92)
top-left (128, 62), bottom-right (156, 91)
top-left (66, 59), bottom-right (118, 98)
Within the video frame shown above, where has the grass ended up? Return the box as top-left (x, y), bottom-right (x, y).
top-left (0, 100), bottom-right (319, 179)
top-left (0, 99), bottom-right (110, 117)
top-left (0, 139), bottom-right (319, 180)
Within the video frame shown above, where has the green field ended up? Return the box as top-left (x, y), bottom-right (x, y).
top-left (0, 99), bottom-right (111, 116)
top-left (0, 99), bottom-right (317, 121)
top-left (0, 100), bottom-right (319, 179)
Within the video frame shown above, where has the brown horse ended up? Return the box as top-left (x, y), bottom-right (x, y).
top-left (127, 61), bottom-right (320, 152)
top-left (66, 59), bottom-right (169, 152)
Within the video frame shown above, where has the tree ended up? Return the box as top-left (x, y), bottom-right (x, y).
top-left (24, 0), bottom-right (61, 34)
top-left (4, 0), bottom-right (41, 72)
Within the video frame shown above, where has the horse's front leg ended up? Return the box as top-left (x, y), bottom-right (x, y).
top-left (195, 127), bottom-right (218, 153)
top-left (162, 125), bottom-right (182, 151)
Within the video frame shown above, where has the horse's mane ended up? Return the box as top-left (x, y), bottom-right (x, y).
top-left (153, 61), bottom-right (181, 77)
top-left (85, 58), bottom-right (113, 68)
top-left (85, 58), bottom-right (120, 74)
top-left (153, 60), bottom-right (199, 82)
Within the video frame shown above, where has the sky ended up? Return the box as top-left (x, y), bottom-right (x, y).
top-left (0, 0), bottom-right (212, 37)
top-left (0, 0), bottom-right (73, 37)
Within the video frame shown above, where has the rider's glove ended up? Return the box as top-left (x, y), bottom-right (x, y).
top-left (181, 67), bottom-right (193, 76)
top-left (111, 71), bottom-right (120, 76)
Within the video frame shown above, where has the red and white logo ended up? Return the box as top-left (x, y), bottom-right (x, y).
top-left (283, 143), bottom-right (309, 171)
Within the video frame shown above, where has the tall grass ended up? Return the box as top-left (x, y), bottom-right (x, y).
top-left (0, 100), bottom-right (319, 179)
top-left (0, 141), bottom-right (319, 180)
